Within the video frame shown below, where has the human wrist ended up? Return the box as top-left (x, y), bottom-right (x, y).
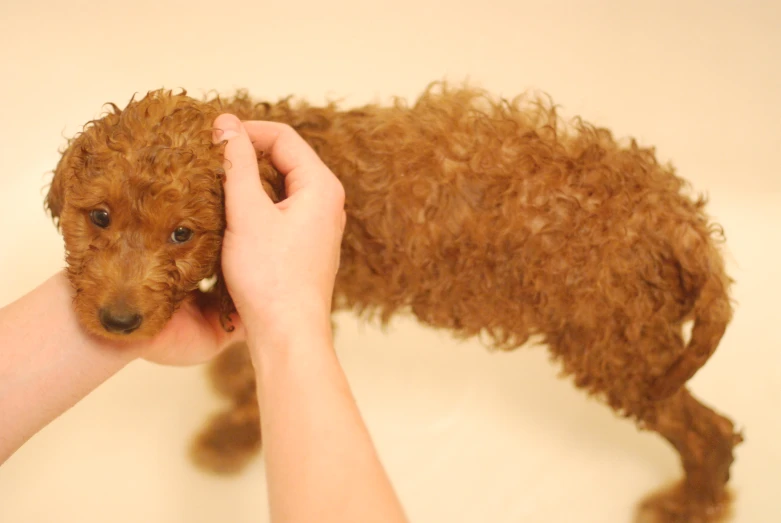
top-left (247, 314), bottom-right (340, 413)
top-left (244, 299), bottom-right (334, 361)
top-left (249, 311), bottom-right (333, 355)
top-left (239, 289), bottom-right (332, 338)
top-left (48, 270), bottom-right (141, 364)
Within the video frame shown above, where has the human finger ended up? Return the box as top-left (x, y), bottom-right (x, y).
top-left (213, 114), bottom-right (274, 229)
top-left (242, 121), bottom-right (327, 175)
top-left (245, 120), bottom-right (347, 224)
top-left (142, 303), bottom-right (244, 366)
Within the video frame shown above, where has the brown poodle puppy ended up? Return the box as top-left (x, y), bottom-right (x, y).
top-left (45, 82), bottom-right (742, 522)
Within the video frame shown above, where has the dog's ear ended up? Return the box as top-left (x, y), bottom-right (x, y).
top-left (211, 154), bottom-right (286, 333)
top-left (194, 266), bottom-right (237, 334)
top-left (45, 138), bottom-right (82, 227)
top-left (215, 262), bottom-right (238, 333)
top-left (45, 148), bottom-right (69, 224)
top-left (257, 152), bottom-right (287, 202)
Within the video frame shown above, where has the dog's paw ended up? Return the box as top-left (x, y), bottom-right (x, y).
top-left (189, 403), bottom-right (262, 475)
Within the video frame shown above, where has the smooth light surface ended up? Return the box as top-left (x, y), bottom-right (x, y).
top-left (0, 1), bottom-right (778, 521)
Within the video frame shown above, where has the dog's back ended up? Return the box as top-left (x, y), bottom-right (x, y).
top-left (213, 84), bottom-right (732, 417)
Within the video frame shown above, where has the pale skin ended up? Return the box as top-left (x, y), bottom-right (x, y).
top-left (0, 115), bottom-right (408, 523)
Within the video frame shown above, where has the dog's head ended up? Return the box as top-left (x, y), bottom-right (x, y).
top-left (45, 89), bottom-right (280, 340)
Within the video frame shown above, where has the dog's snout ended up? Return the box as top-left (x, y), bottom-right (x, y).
top-left (99, 307), bottom-right (142, 334)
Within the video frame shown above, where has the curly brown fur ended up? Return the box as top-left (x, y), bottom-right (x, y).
top-left (46, 82), bottom-right (741, 522)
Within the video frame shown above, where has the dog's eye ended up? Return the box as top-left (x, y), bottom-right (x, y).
top-left (171, 227), bottom-right (193, 244)
top-left (89, 209), bottom-right (111, 228)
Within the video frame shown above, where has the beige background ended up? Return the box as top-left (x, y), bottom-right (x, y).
top-left (0, 1), bottom-right (779, 521)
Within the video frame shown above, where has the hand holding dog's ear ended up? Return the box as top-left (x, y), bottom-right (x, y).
top-left (212, 114), bottom-right (346, 346)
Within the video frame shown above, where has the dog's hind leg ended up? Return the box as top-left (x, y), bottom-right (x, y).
top-left (548, 320), bottom-right (741, 522)
top-left (634, 387), bottom-right (743, 523)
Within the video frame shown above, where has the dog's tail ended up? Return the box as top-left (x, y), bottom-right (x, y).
top-left (647, 250), bottom-right (733, 401)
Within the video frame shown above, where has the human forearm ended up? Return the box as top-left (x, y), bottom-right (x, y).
top-left (213, 117), bottom-right (403, 520)
top-left (0, 272), bottom-right (137, 463)
top-left (250, 321), bottom-right (408, 523)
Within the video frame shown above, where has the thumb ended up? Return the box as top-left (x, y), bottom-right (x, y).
top-left (213, 114), bottom-right (274, 233)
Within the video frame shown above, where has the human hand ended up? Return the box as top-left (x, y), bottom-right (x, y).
top-left (135, 291), bottom-right (244, 365)
top-left (212, 115), bottom-right (346, 345)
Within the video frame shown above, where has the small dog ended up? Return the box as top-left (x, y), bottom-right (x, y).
top-left (45, 82), bottom-right (742, 522)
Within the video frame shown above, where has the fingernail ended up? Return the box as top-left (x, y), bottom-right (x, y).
top-left (213, 116), bottom-right (240, 142)
top-left (219, 127), bottom-right (238, 140)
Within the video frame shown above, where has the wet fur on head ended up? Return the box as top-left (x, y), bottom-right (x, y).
top-left (45, 90), bottom-right (239, 340)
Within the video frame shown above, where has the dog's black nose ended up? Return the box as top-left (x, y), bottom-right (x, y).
top-left (99, 308), bottom-right (142, 334)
